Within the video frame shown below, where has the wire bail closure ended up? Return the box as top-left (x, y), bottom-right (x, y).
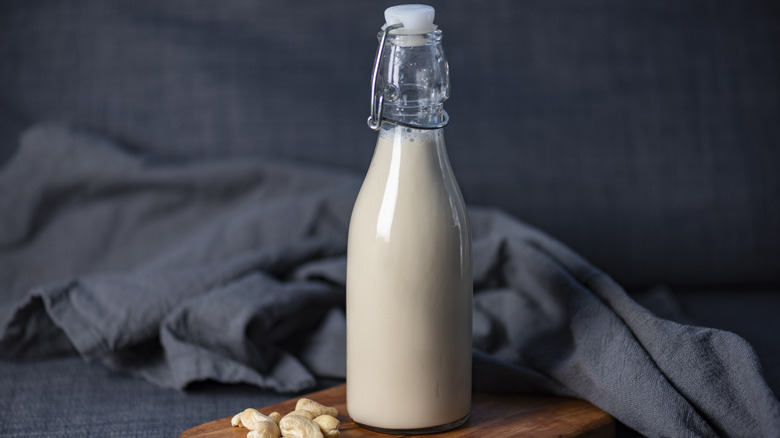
top-left (367, 23), bottom-right (450, 131)
top-left (367, 23), bottom-right (402, 131)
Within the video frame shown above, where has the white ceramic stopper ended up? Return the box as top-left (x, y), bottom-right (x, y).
top-left (384, 4), bottom-right (436, 32)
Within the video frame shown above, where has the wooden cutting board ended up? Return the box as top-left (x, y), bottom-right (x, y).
top-left (180, 384), bottom-right (614, 438)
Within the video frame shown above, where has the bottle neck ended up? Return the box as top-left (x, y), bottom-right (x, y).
top-left (378, 121), bottom-right (445, 145)
top-left (375, 27), bottom-right (450, 130)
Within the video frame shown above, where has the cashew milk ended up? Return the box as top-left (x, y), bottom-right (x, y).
top-left (346, 124), bottom-right (472, 432)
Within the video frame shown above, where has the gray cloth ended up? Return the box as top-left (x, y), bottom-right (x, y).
top-left (0, 356), bottom-right (297, 438)
top-left (1, 125), bottom-right (779, 437)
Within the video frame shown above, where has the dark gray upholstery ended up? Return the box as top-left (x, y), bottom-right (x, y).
top-left (2, 0), bottom-right (778, 290)
top-left (0, 356), bottom-right (342, 438)
top-left (1, 1), bottom-right (778, 436)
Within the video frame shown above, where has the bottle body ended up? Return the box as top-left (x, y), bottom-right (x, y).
top-left (346, 123), bottom-right (472, 432)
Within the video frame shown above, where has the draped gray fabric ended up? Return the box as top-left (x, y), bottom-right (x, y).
top-left (2, 125), bottom-right (778, 437)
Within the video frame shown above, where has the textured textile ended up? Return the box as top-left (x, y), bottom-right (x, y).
top-left (1, 0), bottom-right (779, 290)
top-left (0, 357), bottom-right (301, 438)
top-left (1, 125), bottom-right (779, 437)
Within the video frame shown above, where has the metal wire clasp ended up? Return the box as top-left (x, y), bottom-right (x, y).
top-left (367, 23), bottom-right (403, 131)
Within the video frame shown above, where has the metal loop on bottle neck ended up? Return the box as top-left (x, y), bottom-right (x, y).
top-left (367, 23), bottom-right (402, 131)
top-left (381, 112), bottom-right (450, 130)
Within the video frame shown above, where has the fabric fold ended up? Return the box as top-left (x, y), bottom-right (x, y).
top-left (1, 124), bottom-right (778, 437)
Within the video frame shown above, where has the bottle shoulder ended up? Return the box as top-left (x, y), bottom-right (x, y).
top-left (350, 129), bottom-right (468, 243)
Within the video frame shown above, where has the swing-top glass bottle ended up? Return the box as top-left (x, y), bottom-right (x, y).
top-left (346, 4), bottom-right (473, 434)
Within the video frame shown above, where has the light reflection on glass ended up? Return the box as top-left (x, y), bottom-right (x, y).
top-left (376, 134), bottom-right (403, 241)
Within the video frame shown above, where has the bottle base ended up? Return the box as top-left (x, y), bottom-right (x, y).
top-left (355, 414), bottom-right (469, 435)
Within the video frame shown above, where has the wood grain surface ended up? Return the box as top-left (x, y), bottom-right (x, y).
top-left (180, 384), bottom-right (614, 438)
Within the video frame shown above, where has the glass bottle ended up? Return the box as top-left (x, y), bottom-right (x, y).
top-left (346, 5), bottom-right (473, 434)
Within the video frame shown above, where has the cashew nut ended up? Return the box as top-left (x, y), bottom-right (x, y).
top-left (240, 408), bottom-right (272, 430)
top-left (231, 408), bottom-right (281, 438)
top-left (282, 410), bottom-right (315, 421)
top-left (230, 398), bottom-right (338, 438)
top-left (246, 420), bottom-right (282, 438)
top-left (295, 398), bottom-right (339, 418)
top-left (313, 415), bottom-right (340, 438)
top-left (280, 414), bottom-right (324, 438)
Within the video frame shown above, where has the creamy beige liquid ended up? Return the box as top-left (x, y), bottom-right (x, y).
top-left (346, 124), bottom-right (472, 431)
